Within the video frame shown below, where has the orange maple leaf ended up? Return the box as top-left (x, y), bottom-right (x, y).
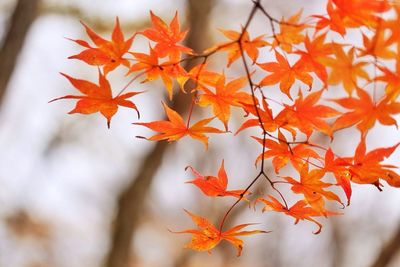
top-left (172, 210), bottom-right (268, 256)
top-left (332, 0), bottom-right (390, 29)
top-left (187, 63), bottom-right (223, 91)
top-left (197, 75), bottom-right (253, 130)
top-left (253, 133), bottom-right (321, 173)
top-left (272, 10), bottom-right (306, 53)
top-left (376, 55), bottom-right (400, 101)
top-left (50, 71), bottom-right (140, 128)
top-left (258, 50), bottom-right (313, 99)
top-left (359, 21), bottom-right (396, 60)
top-left (236, 97), bottom-right (278, 134)
top-left (259, 196), bottom-right (339, 234)
top-left (68, 18), bottom-right (134, 74)
top-left (332, 87), bottom-right (400, 136)
top-left (275, 90), bottom-right (341, 138)
top-left (321, 43), bottom-right (369, 95)
top-left (127, 46), bottom-right (188, 100)
top-left (384, 5), bottom-right (400, 48)
top-left (283, 164), bottom-right (343, 212)
top-left (323, 148), bottom-right (352, 205)
top-left (294, 33), bottom-right (332, 84)
top-left (313, 0), bottom-right (346, 36)
top-left (133, 102), bottom-right (224, 149)
top-left (347, 139), bottom-right (400, 188)
top-left (186, 160), bottom-right (248, 199)
top-left (141, 11), bottom-right (192, 61)
top-left (209, 29), bottom-right (269, 67)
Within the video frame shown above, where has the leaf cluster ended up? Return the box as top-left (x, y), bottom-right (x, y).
top-left (51, 0), bottom-right (400, 256)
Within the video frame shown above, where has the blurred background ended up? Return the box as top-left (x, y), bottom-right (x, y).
top-left (0, 0), bottom-right (399, 267)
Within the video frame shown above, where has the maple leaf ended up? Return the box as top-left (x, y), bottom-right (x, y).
top-left (294, 33), bottom-right (332, 84)
top-left (68, 18), bottom-right (134, 74)
top-left (323, 148), bottom-right (352, 205)
top-left (321, 43), bottom-right (369, 95)
top-left (186, 160), bottom-right (248, 199)
top-left (133, 102), bottom-right (224, 149)
top-left (283, 164), bottom-right (343, 212)
top-left (127, 46), bottom-right (188, 100)
top-left (141, 11), bottom-right (192, 61)
top-left (272, 10), bottom-right (306, 53)
top-left (253, 133), bottom-right (321, 173)
top-left (359, 21), bottom-right (396, 60)
top-left (236, 97), bottom-right (278, 134)
top-left (172, 210), bottom-right (268, 256)
top-left (332, 0), bottom-right (390, 29)
top-left (332, 87), bottom-right (400, 136)
top-left (197, 75), bottom-right (253, 130)
top-left (258, 50), bottom-right (313, 99)
top-left (209, 29), bottom-right (269, 67)
top-left (347, 139), bottom-right (400, 188)
top-left (376, 55), bottom-right (400, 101)
top-left (313, 0), bottom-right (347, 36)
top-left (275, 90), bottom-right (341, 138)
top-left (384, 5), bottom-right (400, 48)
top-left (187, 63), bottom-right (223, 91)
top-left (259, 196), bottom-right (339, 234)
top-left (50, 71), bottom-right (140, 128)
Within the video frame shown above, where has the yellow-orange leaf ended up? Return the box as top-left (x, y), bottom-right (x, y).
top-left (272, 10), bottom-right (306, 52)
top-left (187, 63), bottom-right (223, 91)
top-left (205, 29), bottom-right (269, 67)
top-left (128, 46), bottom-right (188, 100)
top-left (321, 44), bottom-right (369, 95)
top-left (133, 102), bottom-right (224, 149)
top-left (141, 11), bottom-right (192, 61)
top-left (259, 196), bottom-right (339, 234)
top-left (359, 23), bottom-right (396, 60)
top-left (198, 75), bottom-right (253, 130)
top-left (172, 210), bottom-right (268, 256)
top-left (376, 55), bottom-right (400, 101)
top-left (283, 164), bottom-right (343, 212)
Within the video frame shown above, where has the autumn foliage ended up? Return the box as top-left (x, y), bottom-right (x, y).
top-left (51, 0), bottom-right (400, 256)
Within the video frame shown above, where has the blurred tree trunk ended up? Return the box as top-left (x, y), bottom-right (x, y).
top-left (330, 219), bottom-right (346, 267)
top-left (370, 224), bottom-right (400, 267)
top-left (0, 0), bottom-right (40, 108)
top-left (104, 1), bottom-right (215, 267)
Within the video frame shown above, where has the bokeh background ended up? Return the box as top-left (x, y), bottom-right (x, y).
top-left (0, 0), bottom-right (399, 267)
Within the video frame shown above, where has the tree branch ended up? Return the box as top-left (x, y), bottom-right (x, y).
top-left (0, 0), bottom-right (40, 108)
top-left (39, 3), bottom-right (151, 33)
top-left (370, 224), bottom-right (400, 267)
